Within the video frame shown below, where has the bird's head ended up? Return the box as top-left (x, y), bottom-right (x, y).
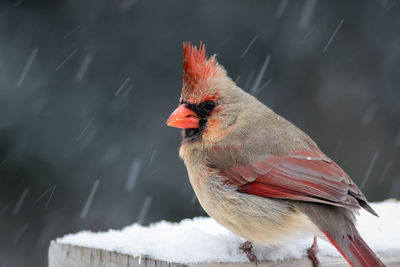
top-left (167, 42), bottom-right (248, 144)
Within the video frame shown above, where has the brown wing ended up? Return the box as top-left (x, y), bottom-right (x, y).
top-left (218, 147), bottom-right (377, 216)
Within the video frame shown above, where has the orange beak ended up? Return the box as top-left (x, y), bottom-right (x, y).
top-left (166, 104), bottom-right (200, 129)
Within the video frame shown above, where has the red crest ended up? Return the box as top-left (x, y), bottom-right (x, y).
top-left (182, 42), bottom-right (218, 98)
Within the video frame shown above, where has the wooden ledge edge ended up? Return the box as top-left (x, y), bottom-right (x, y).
top-left (48, 241), bottom-right (400, 267)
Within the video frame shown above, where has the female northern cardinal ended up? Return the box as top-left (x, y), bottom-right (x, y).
top-left (166, 42), bottom-right (384, 267)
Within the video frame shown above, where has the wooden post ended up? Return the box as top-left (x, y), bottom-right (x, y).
top-left (49, 241), bottom-right (400, 267)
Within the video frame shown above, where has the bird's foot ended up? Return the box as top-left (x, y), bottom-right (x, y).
top-left (240, 241), bottom-right (257, 262)
top-left (307, 236), bottom-right (320, 267)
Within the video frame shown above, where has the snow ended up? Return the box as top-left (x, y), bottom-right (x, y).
top-left (56, 200), bottom-right (400, 264)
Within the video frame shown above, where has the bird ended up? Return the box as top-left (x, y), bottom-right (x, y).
top-left (166, 42), bottom-right (385, 267)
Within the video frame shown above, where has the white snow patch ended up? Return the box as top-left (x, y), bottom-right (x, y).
top-left (56, 200), bottom-right (400, 263)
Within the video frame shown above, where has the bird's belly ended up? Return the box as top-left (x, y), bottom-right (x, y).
top-left (183, 152), bottom-right (318, 246)
top-left (194, 180), bottom-right (316, 246)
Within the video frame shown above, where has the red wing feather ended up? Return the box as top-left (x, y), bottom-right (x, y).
top-left (220, 147), bottom-right (375, 214)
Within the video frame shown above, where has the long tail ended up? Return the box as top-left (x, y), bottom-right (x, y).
top-left (324, 230), bottom-right (385, 267)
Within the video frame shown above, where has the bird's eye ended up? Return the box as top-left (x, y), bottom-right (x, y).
top-left (203, 101), bottom-right (216, 111)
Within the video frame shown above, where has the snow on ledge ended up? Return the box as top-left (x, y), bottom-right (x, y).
top-left (56, 200), bottom-right (400, 264)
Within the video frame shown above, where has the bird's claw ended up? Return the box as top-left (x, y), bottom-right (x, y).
top-left (307, 236), bottom-right (320, 267)
top-left (240, 241), bottom-right (257, 262)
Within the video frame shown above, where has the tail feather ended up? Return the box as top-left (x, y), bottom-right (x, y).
top-left (324, 230), bottom-right (385, 267)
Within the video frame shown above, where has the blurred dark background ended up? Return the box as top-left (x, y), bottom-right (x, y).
top-left (0, 0), bottom-right (399, 266)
